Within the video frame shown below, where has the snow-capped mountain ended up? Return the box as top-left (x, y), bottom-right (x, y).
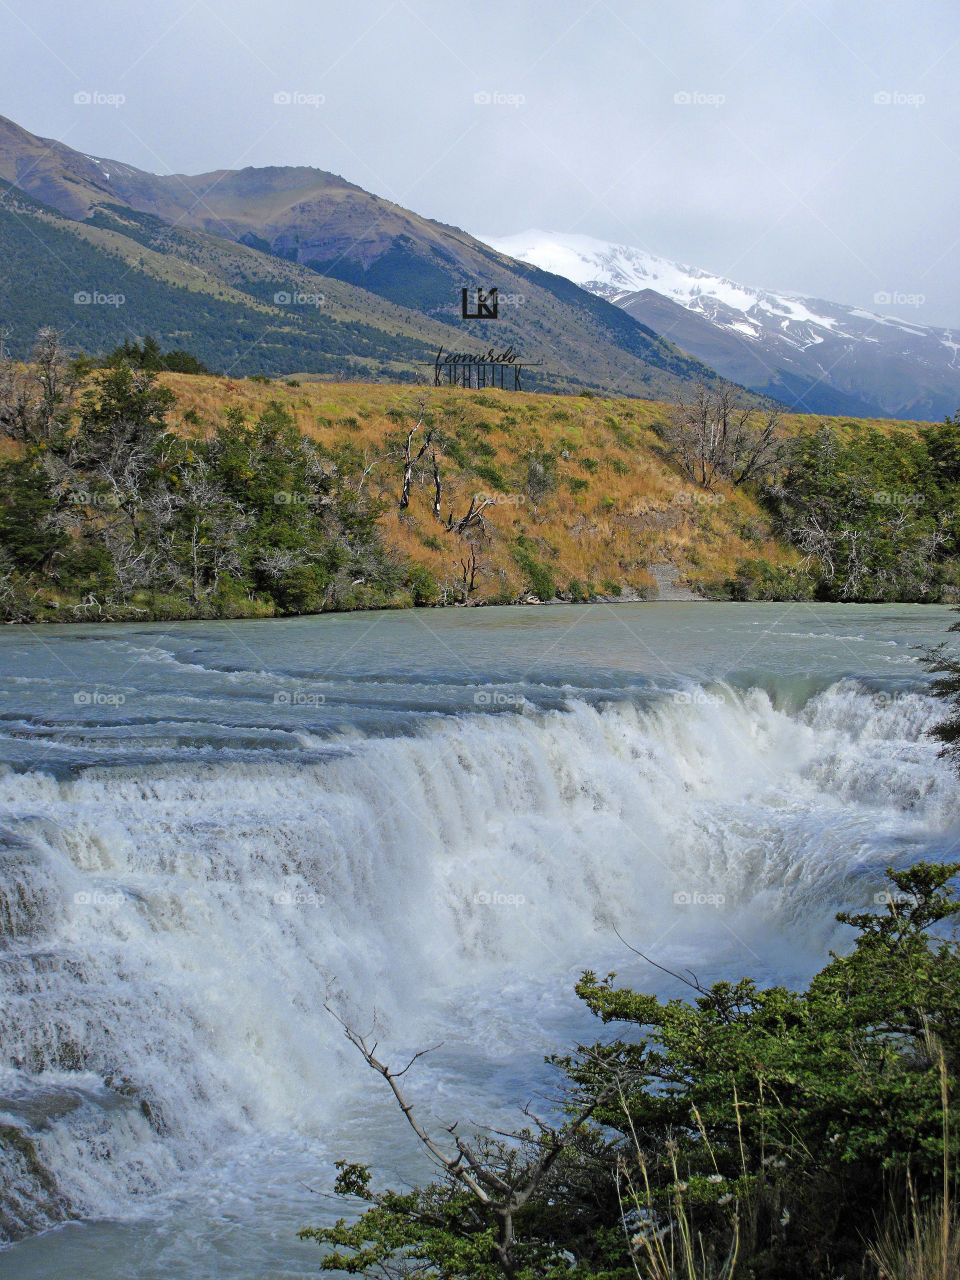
top-left (479, 230), bottom-right (960, 420)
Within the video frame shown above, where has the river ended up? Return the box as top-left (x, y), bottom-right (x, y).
top-left (2, 602), bottom-right (958, 1277)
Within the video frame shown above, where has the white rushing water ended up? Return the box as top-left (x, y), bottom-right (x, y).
top-left (1, 604), bottom-right (958, 1277)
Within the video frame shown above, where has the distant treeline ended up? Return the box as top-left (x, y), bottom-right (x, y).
top-left (102, 335), bottom-right (211, 375)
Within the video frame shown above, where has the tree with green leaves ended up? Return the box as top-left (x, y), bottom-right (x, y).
top-left (922, 610), bottom-right (960, 772)
top-left (766, 422), bottom-right (960, 601)
top-left (304, 859), bottom-right (960, 1280)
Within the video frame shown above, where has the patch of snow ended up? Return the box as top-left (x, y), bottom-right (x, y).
top-left (478, 228), bottom-right (951, 350)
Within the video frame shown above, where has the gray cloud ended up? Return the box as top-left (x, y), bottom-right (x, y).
top-left (4, 0), bottom-right (960, 323)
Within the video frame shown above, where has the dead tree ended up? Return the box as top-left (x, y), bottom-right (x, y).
top-left (445, 494), bottom-right (493, 536)
top-left (356, 453), bottom-right (379, 498)
top-left (323, 999), bottom-right (615, 1280)
top-left (431, 450), bottom-right (443, 520)
top-left (0, 326), bottom-right (79, 445)
top-left (665, 382), bottom-right (782, 490)
top-left (398, 413), bottom-right (433, 509)
top-left (458, 543), bottom-right (482, 596)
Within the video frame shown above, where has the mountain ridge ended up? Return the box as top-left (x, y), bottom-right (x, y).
top-left (480, 229), bottom-right (960, 420)
top-left (0, 114), bottom-right (731, 399)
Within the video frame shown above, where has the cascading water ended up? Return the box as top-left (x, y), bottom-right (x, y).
top-left (0, 604), bottom-right (957, 1276)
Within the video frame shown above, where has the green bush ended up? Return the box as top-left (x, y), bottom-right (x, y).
top-left (513, 539), bottom-right (555, 601)
top-left (524, 451), bottom-right (557, 503)
top-left (725, 557), bottom-right (815, 601)
top-left (306, 861), bottom-right (960, 1280)
top-left (0, 458), bottom-right (67, 573)
top-left (473, 463), bottom-right (509, 493)
top-left (405, 564), bottom-right (440, 606)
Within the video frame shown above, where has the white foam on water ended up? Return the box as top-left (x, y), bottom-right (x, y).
top-left (0, 680), bottom-right (956, 1256)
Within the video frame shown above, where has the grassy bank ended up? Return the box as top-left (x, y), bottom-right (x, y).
top-left (159, 374), bottom-right (800, 606)
top-left (0, 357), bottom-right (954, 622)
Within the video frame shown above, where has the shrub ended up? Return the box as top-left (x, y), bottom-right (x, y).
top-left (305, 861), bottom-right (960, 1280)
top-left (405, 564), bottom-right (440, 606)
top-left (514, 539), bottom-right (555, 601)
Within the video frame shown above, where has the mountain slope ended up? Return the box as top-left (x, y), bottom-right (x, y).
top-left (0, 115), bottom-right (733, 398)
top-left (481, 230), bottom-right (960, 421)
top-left (0, 186), bottom-right (479, 378)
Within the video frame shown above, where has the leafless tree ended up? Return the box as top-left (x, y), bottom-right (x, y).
top-left (164, 457), bottom-right (251, 602)
top-left (431, 451), bottom-right (442, 520)
top-left (0, 326), bottom-right (79, 444)
top-left (791, 502), bottom-right (950, 599)
top-left (398, 406), bottom-right (433, 509)
top-left (356, 452), bottom-right (379, 499)
top-left (323, 998), bottom-right (615, 1280)
top-left (458, 542), bottom-right (482, 597)
top-left (98, 523), bottom-right (166, 597)
top-left (664, 382), bottom-right (782, 490)
top-left (444, 494), bottom-right (493, 536)
top-left (255, 546), bottom-right (309, 582)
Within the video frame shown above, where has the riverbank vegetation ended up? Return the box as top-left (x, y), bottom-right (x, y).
top-left (309, 859), bottom-right (960, 1280)
top-left (0, 328), bottom-right (958, 621)
top-left (304, 628), bottom-right (960, 1280)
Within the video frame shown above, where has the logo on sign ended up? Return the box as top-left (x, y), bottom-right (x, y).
top-left (461, 287), bottom-right (498, 319)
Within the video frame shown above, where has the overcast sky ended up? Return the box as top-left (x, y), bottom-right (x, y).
top-left (4, 0), bottom-right (960, 324)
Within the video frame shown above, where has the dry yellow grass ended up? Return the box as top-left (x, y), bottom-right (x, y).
top-left (158, 373), bottom-right (822, 599)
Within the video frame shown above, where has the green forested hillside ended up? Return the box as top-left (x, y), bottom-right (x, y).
top-left (0, 192), bottom-right (441, 377)
top-left (0, 113), bottom-right (734, 399)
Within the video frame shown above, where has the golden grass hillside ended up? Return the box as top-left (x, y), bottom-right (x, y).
top-left (159, 372), bottom-right (872, 601)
